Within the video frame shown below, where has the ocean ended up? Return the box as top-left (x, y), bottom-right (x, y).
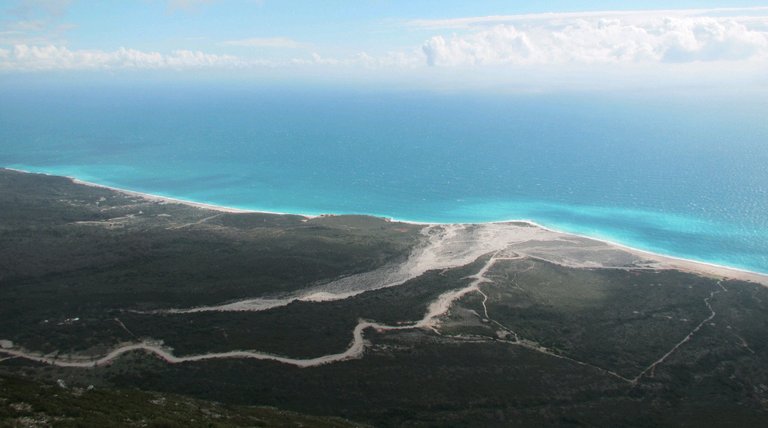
top-left (1, 84), bottom-right (766, 273)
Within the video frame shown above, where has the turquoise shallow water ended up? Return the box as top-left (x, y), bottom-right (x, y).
top-left (1, 85), bottom-right (767, 273)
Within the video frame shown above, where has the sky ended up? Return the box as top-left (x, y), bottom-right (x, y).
top-left (1, 0), bottom-right (768, 91)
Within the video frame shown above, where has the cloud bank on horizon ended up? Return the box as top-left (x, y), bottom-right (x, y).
top-left (420, 11), bottom-right (768, 66)
top-left (1, 1), bottom-right (767, 89)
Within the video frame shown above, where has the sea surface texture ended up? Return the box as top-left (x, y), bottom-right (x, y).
top-left (1, 86), bottom-right (766, 273)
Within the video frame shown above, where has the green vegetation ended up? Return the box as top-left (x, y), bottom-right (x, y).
top-left (3, 168), bottom-right (768, 427)
top-left (0, 169), bottom-right (421, 353)
top-left (121, 259), bottom-right (484, 358)
top-left (467, 258), bottom-right (722, 377)
top-left (0, 374), bottom-right (362, 427)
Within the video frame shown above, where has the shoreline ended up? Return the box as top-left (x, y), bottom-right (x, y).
top-left (526, 221), bottom-right (768, 286)
top-left (4, 167), bottom-right (767, 285)
top-left (4, 167), bottom-right (313, 218)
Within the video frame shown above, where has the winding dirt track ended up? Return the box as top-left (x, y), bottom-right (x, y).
top-left (0, 253), bottom-right (506, 369)
top-left (0, 223), bottom-right (745, 380)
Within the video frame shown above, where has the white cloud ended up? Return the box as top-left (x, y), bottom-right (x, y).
top-left (220, 37), bottom-right (303, 49)
top-left (286, 51), bottom-right (421, 69)
top-left (354, 50), bottom-right (422, 68)
top-left (659, 18), bottom-right (768, 62)
top-left (407, 7), bottom-right (768, 30)
top-left (3, 6), bottom-right (767, 86)
top-left (0, 44), bottom-right (250, 70)
top-left (0, 44), bottom-right (413, 72)
top-left (421, 15), bottom-right (768, 67)
top-left (423, 26), bottom-right (534, 66)
top-left (0, 42), bottom-right (425, 72)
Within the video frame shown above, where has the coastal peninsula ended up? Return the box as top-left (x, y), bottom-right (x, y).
top-left (2, 168), bottom-right (768, 426)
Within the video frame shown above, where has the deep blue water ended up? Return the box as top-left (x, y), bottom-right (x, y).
top-left (1, 85), bottom-right (767, 273)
